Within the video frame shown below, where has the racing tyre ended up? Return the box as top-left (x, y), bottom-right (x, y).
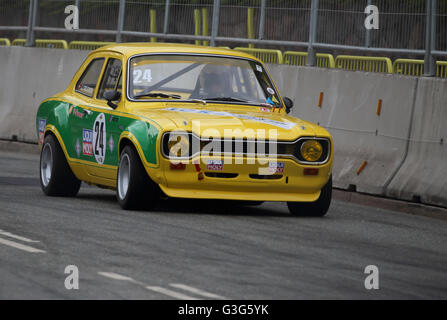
top-left (287, 176), bottom-right (332, 217)
top-left (117, 145), bottom-right (159, 210)
top-left (40, 134), bottom-right (81, 197)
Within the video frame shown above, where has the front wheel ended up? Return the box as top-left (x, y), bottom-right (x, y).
top-left (287, 176), bottom-right (332, 217)
top-left (116, 145), bottom-right (159, 210)
top-left (40, 134), bottom-right (81, 197)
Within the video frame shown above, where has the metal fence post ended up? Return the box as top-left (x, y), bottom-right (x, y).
top-left (116, 0), bottom-right (126, 43)
top-left (202, 8), bottom-right (210, 46)
top-left (210, 0), bottom-right (220, 47)
top-left (424, 0), bottom-right (436, 76)
top-left (150, 9), bottom-right (157, 42)
top-left (26, 0), bottom-right (38, 47)
top-left (247, 7), bottom-right (254, 48)
top-left (163, 0), bottom-right (170, 34)
top-left (431, 0), bottom-right (437, 64)
top-left (365, 0), bottom-right (372, 47)
top-left (307, 0), bottom-right (318, 66)
top-left (258, 0), bottom-right (266, 40)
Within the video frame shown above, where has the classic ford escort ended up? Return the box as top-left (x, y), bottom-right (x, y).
top-left (36, 43), bottom-right (333, 216)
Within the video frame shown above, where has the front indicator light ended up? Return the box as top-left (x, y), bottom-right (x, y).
top-left (300, 140), bottom-right (323, 162)
top-left (303, 168), bottom-right (319, 176)
top-left (170, 162), bottom-right (186, 170)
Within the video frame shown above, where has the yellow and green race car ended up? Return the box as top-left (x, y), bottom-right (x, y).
top-left (36, 43), bottom-right (333, 216)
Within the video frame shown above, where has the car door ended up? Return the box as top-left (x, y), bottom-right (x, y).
top-left (70, 53), bottom-right (124, 185)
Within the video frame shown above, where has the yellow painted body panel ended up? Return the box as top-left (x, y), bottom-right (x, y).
top-left (41, 43), bottom-right (333, 202)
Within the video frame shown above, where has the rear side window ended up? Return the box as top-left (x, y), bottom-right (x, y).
top-left (75, 58), bottom-right (105, 97)
top-left (97, 58), bottom-right (122, 100)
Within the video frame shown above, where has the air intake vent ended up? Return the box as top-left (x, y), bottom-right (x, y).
top-left (204, 172), bottom-right (238, 178)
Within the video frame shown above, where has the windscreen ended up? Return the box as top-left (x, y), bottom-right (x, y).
top-left (128, 54), bottom-right (281, 107)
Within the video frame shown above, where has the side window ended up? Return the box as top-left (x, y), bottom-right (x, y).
top-left (75, 58), bottom-right (105, 97)
top-left (97, 58), bottom-right (122, 100)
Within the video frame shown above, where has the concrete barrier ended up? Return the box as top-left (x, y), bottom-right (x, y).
top-left (0, 46), bottom-right (446, 208)
top-left (386, 77), bottom-right (447, 207)
top-left (268, 64), bottom-right (418, 195)
top-left (0, 47), bottom-right (87, 142)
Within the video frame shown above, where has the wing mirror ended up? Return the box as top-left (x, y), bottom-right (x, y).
top-left (283, 97), bottom-right (294, 114)
top-left (104, 90), bottom-right (121, 109)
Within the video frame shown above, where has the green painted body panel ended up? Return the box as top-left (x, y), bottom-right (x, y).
top-left (36, 99), bottom-right (159, 167)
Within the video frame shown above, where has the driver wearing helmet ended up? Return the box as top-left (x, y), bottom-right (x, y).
top-left (194, 64), bottom-right (230, 99)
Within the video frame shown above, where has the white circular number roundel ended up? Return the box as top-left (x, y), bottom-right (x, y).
top-left (93, 113), bottom-right (106, 164)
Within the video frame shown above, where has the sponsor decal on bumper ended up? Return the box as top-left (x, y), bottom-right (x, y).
top-left (268, 161), bottom-right (285, 174)
top-left (206, 160), bottom-right (224, 171)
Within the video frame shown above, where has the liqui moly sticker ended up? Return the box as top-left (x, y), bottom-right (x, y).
top-left (38, 119), bottom-right (46, 144)
top-left (82, 129), bottom-right (93, 156)
top-left (268, 162), bottom-right (285, 174)
top-left (206, 160), bottom-right (224, 171)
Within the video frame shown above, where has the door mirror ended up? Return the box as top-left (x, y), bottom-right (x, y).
top-left (283, 97), bottom-right (294, 114)
top-left (104, 90), bottom-right (121, 109)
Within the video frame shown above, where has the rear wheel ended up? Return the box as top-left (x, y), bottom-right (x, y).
top-left (116, 145), bottom-right (159, 210)
top-left (287, 176), bottom-right (332, 217)
top-left (40, 134), bottom-right (81, 197)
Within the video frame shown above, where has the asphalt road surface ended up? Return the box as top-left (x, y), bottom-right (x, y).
top-left (0, 148), bottom-right (446, 299)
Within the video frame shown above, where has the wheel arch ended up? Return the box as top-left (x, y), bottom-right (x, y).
top-left (118, 133), bottom-right (165, 187)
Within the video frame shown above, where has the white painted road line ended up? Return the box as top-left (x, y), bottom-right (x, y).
top-left (0, 229), bottom-right (40, 243)
top-left (145, 286), bottom-right (199, 300)
top-left (98, 271), bottom-right (205, 300)
top-left (98, 272), bottom-right (135, 282)
top-left (170, 283), bottom-right (227, 299)
top-left (0, 237), bottom-right (45, 253)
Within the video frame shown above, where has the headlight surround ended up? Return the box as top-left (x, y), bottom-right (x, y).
top-left (162, 132), bottom-right (194, 159)
top-left (300, 139), bottom-right (324, 162)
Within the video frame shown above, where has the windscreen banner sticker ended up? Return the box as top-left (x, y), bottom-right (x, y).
top-left (38, 119), bottom-right (46, 144)
top-left (206, 160), bottom-right (224, 171)
top-left (82, 129), bottom-right (93, 156)
top-left (93, 113), bottom-right (106, 164)
top-left (256, 65), bottom-right (263, 72)
top-left (164, 108), bottom-right (296, 130)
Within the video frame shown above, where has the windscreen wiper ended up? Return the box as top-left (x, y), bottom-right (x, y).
top-left (204, 97), bottom-right (249, 103)
top-left (135, 92), bottom-right (181, 99)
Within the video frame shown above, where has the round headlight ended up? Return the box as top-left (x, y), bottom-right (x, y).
top-left (300, 140), bottom-right (323, 162)
top-left (168, 134), bottom-right (190, 157)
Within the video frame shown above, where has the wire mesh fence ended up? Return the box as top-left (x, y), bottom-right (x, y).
top-left (437, 0), bottom-right (447, 51)
top-left (0, 0), bottom-right (445, 60)
top-left (264, 0), bottom-right (311, 42)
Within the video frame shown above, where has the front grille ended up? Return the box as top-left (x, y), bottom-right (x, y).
top-left (162, 132), bottom-right (330, 164)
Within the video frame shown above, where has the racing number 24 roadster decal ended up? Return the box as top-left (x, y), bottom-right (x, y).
top-left (93, 113), bottom-right (106, 165)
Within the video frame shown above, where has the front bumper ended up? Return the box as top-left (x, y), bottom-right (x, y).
top-left (155, 155), bottom-right (332, 202)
